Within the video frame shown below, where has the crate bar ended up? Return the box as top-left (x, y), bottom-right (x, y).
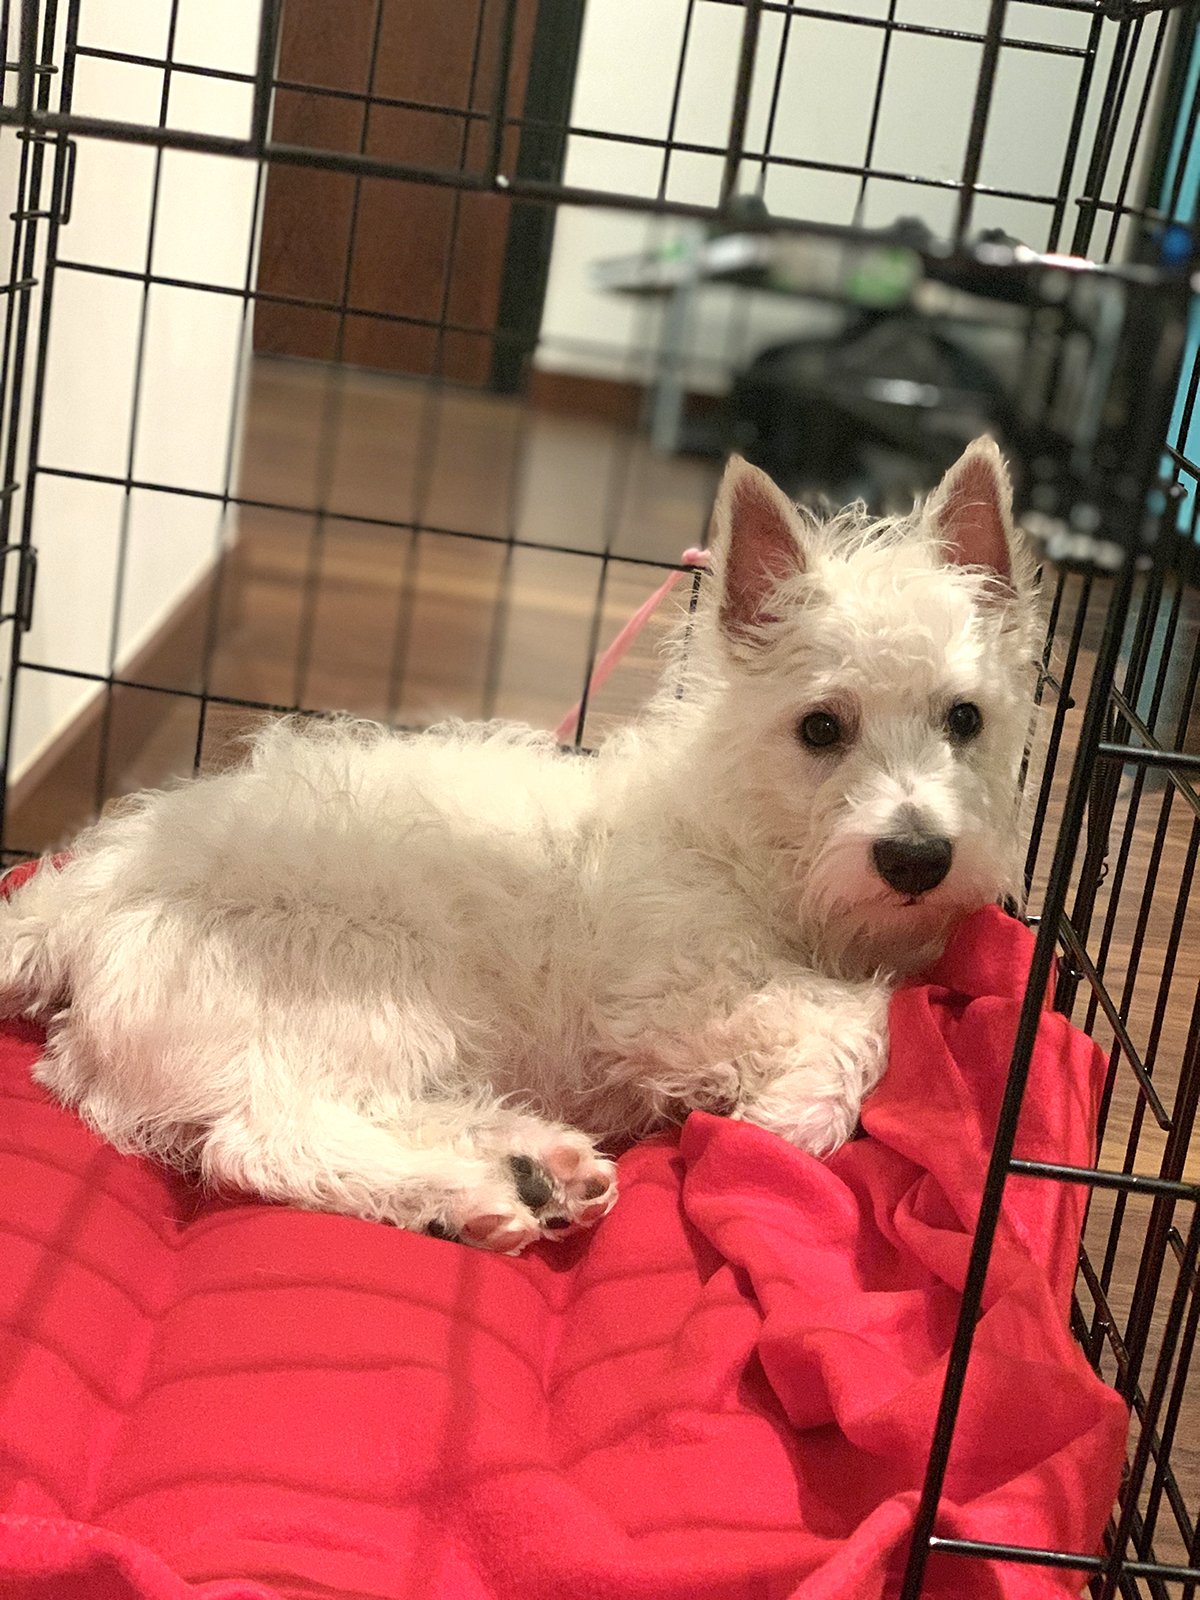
top-left (1099, 1206), bottom-right (1200, 1598)
top-left (1098, 14), bottom-right (1148, 260)
top-left (1076, 1240), bottom-right (1189, 1529)
top-left (1062, 556), bottom-right (1200, 1036)
top-left (1019, 566), bottom-right (1068, 804)
top-left (658, 0), bottom-right (699, 200)
top-left (289, 0), bottom-right (389, 713)
top-left (52, 254), bottom-right (541, 346)
top-left (66, 33), bottom-right (1089, 118)
top-left (0, 104), bottom-right (971, 212)
top-left (1140, 1215), bottom-right (1200, 1558)
top-left (901, 562), bottom-right (1142, 1599)
top-left (189, 157), bottom-right (267, 774)
top-left (187, 0), bottom-right (280, 772)
top-left (1060, 556), bottom-right (1169, 1018)
top-left (535, 121), bottom-right (1070, 202)
top-left (1119, 968), bottom-right (1200, 1403)
top-left (1072, 11), bottom-right (1134, 255)
top-left (384, 0), bottom-right (496, 723)
top-left (484, 0), bottom-right (518, 185)
top-left (1009, 1158), bottom-right (1200, 1201)
top-left (719, 0), bottom-right (763, 205)
top-left (1077, 1240), bottom-right (1130, 1371)
top-left (1103, 6), bottom-right (1170, 259)
top-left (1110, 687), bottom-right (1200, 821)
top-left (851, 0), bottom-right (898, 225)
top-left (702, 0), bottom-right (1090, 56)
top-left (0, 103), bottom-right (1106, 223)
top-left (1023, 572), bottom-right (1094, 896)
top-left (927, 1537), bottom-right (1200, 1583)
top-left (16, 659), bottom-right (385, 719)
top-left (248, 0), bottom-right (280, 156)
top-left (90, 0), bottom-right (184, 810)
top-left (1054, 914), bottom-right (1172, 1129)
top-left (1080, 568), bottom-right (1188, 1074)
top-left (32, 463), bottom-right (701, 572)
top-left (1098, 741), bottom-right (1200, 775)
top-left (1093, 812), bottom-right (1200, 1349)
top-left (15, 0), bottom-right (37, 119)
top-left (0, 0), bottom-right (73, 848)
top-left (1094, 605), bottom-right (1200, 1167)
top-left (955, 0), bottom-right (1008, 244)
top-left (1048, 8), bottom-right (1104, 250)
top-left (1073, 1237), bottom-right (1198, 1560)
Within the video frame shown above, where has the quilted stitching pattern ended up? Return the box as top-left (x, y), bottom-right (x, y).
top-left (0, 904), bottom-right (1128, 1600)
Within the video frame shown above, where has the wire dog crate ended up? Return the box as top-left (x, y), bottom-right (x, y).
top-left (0, 0), bottom-right (1199, 1595)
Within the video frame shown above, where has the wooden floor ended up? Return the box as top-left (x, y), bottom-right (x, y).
top-left (5, 360), bottom-right (719, 846)
top-left (178, 359), bottom-right (714, 764)
top-left (212, 358), bottom-right (719, 736)
top-left (7, 356), bottom-right (1200, 1578)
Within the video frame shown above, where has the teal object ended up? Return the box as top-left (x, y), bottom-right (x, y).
top-left (1159, 23), bottom-right (1200, 534)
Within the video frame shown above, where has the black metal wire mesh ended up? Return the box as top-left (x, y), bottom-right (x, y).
top-left (0, 1), bottom-right (1198, 1594)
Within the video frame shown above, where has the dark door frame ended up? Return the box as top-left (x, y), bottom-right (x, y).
top-left (490, 0), bottom-right (588, 392)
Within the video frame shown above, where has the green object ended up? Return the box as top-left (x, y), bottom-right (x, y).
top-left (843, 246), bottom-right (920, 306)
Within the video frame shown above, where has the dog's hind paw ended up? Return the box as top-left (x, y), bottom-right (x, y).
top-left (508, 1133), bottom-right (618, 1233)
top-left (427, 1131), bottom-right (618, 1254)
top-left (525, 1140), bottom-right (618, 1222)
top-left (424, 1189), bottom-right (543, 1255)
top-left (459, 1204), bottom-right (544, 1254)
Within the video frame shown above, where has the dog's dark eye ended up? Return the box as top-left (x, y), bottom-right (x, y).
top-left (798, 711), bottom-right (842, 749)
top-left (946, 702), bottom-right (983, 744)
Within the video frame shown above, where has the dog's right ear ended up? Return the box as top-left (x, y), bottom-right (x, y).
top-left (928, 436), bottom-right (1024, 589)
top-left (710, 456), bottom-right (806, 644)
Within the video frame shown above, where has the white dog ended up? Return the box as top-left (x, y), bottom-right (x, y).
top-left (0, 439), bottom-right (1039, 1253)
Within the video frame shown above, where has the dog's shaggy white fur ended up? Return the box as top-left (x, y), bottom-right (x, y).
top-left (0, 439), bottom-right (1039, 1253)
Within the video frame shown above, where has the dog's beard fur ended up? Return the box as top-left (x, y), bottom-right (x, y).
top-left (0, 437), bottom-right (1041, 1251)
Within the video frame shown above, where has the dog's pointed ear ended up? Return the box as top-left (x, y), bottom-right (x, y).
top-left (711, 456), bottom-right (806, 642)
top-left (929, 436), bottom-right (1020, 588)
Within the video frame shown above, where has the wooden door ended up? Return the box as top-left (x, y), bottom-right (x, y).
top-left (254, 0), bottom-right (537, 385)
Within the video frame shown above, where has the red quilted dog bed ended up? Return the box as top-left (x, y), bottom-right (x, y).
top-left (0, 888), bottom-right (1127, 1600)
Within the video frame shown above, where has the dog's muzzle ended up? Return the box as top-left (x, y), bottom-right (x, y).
top-left (871, 834), bottom-right (952, 897)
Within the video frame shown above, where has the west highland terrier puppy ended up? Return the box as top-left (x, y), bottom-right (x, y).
top-left (0, 437), bottom-right (1039, 1253)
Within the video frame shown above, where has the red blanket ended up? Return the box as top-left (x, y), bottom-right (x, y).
top-left (0, 898), bottom-right (1127, 1600)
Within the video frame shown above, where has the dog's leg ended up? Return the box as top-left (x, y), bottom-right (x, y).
top-left (622, 975), bottom-right (889, 1158)
top-left (199, 1098), bottom-right (616, 1254)
top-left (0, 859), bottom-right (76, 1009)
top-left (729, 978), bottom-right (891, 1156)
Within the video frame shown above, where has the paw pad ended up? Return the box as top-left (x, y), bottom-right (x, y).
top-left (431, 1139), bottom-right (618, 1255)
top-left (508, 1154), bottom-right (554, 1211)
top-left (505, 1149), bottom-right (617, 1237)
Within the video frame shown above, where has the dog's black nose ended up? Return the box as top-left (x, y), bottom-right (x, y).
top-left (871, 835), bottom-right (952, 897)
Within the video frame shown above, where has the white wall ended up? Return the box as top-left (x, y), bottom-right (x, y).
top-left (537, 0), bottom-right (1171, 388)
top-left (3, 0), bottom-right (261, 779)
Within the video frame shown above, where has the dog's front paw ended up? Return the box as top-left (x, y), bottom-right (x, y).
top-left (735, 1080), bottom-right (861, 1157)
top-left (635, 1058), bottom-right (743, 1123)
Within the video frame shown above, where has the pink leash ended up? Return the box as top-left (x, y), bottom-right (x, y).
top-left (555, 548), bottom-right (709, 744)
